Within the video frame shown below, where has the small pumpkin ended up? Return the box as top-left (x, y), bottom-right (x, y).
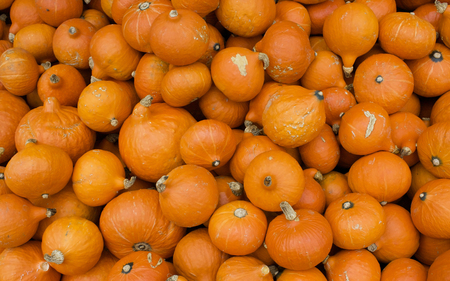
top-left (306, 0), bottom-right (345, 35)
top-left (417, 122), bottom-right (450, 178)
top-left (324, 249), bottom-right (381, 281)
top-left (319, 171), bottom-right (352, 207)
top-left (133, 54), bottom-right (169, 103)
top-left (390, 112), bottom-right (428, 157)
top-left (172, 0), bottom-right (218, 17)
top-left (81, 9), bottom-right (110, 31)
top-left (309, 36), bottom-right (331, 52)
top-left (414, 3), bottom-right (442, 31)
top-left (322, 86), bottom-right (356, 134)
top-left (13, 23), bottom-right (56, 63)
top-left (380, 258), bottom-right (427, 281)
top-left (8, 0), bottom-right (44, 41)
top-left (354, 0), bottom-right (396, 21)
top-left (216, 256), bottom-right (273, 281)
top-left (274, 1), bottom-right (311, 36)
top-left (415, 234), bottom-right (450, 265)
top-left (300, 51), bottom-right (347, 90)
top-left (399, 93), bottom-right (421, 116)
top-left (62, 249), bottom-right (119, 281)
top-left (35, 0), bottom-right (85, 27)
top-left (110, 0), bottom-right (141, 24)
top-left (409, 162), bottom-right (439, 199)
top-left (292, 168), bottom-right (326, 214)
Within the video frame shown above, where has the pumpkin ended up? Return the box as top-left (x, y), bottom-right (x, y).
top-left (262, 88), bottom-right (326, 148)
top-left (62, 249), bottom-right (119, 281)
top-left (348, 151), bottom-right (411, 204)
top-left (5, 139), bottom-right (73, 199)
top-left (102, 0), bottom-right (114, 18)
top-left (13, 23), bottom-right (56, 63)
top-left (406, 43), bottom-right (450, 98)
top-left (0, 90), bottom-right (30, 164)
top-left (292, 168), bottom-right (326, 214)
top-left (399, 93), bottom-right (421, 116)
top-left (81, 9), bottom-right (110, 31)
top-left (274, 1), bottom-right (311, 36)
top-left (197, 24), bottom-right (225, 67)
top-left (428, 248), bottom-right (450, 281)
top-left (89, 24), bottom-right (142, 81)
top-left (390, 112), bottom-right (428, 157)
top-left (414, 3), bottom-right (441, 31)
top-left (111, 0), bottom-right (140, 24)
top-left (309, 36), bottom-right (331, 52)
top-left (368, 204), bottom-right (420, 263)
top-left (52, 18), bottom-right (96, 70)
top-left (225, 34), bottom-right (263, 49)
top-left (300, 51), bottom-right (347, 90)
top-left (323, 2), bottom-right (379, 77)
top-left (0, 194), bottom-right (56, 248)
top-left (265, 202), bottom-right (333, 271)
top-left (409, 162), bottom-right (439, 199)
top-left (277, 268), bottom-right (327, 281)
top-left (213, 176), bottom-right (244, 210)
top-left (161, 62), bottom-right (212, 107)
top-left (107, 79), bottom-right (140, 107)
top-left (35, 0), bottom-right (85, 27)
top-left (0, 48), bottom-right (48, 96)
top-left (72, 149), bottom-right (137, 207)
top-left (42, 216), bottom-right (104, 276)
top-left (324, 193), bottom-right (386, 249)
top-left (337, 145), bottom-right (363, 169)
top-left (173, 228), bottom-right (229, 281)
top-left (29, 183), bottom-right (102, 241)
top-left (118, 96), bottom-right (196, 182)
top-left (437, 1), bottom-right (450, 49)
top-left (156, 165), bottom-right (218, 227)
top-left (94, 134), bottom-right (126, 168)
top-left (247, 244), bottom-right (274, 267)
top-left (319, 171), bottom-right (352, 208)
top-left (379, 12), bottom-right (436, 60)
top-left (211, 47), bottom-right (268, 102)
top-left (306, 0), bottom-right (345, 35)
top-left (0, 241), bottom-right (61, 281)
top-left (324, 249), bottom-right (381, 281)
top-left (216, 256), bottom-right (273, 281)
top-left (37, 64), bottom-right (87, 106)
top-left (299, 124), bottom-right (340, 174)
top-left (244, 150), bottom-right (304, 212)
top-left (353, 53), bottom-right (414, 114)
top-left (149, 9), bottom-right (209, 66)
top-left (254, 21), bottom-right (314, 84)
top-left (381, 258), bottom-right (427, 281)
top-left (208, 200), bottom-right (267, 255)
top-left (78, 80), bottom-right (132, 133)
top-left (100, 189), bottom-right (185, 259)
top-left (8, 0), bottom-right (44, 41)
top-left (122, 0), bottom-right (173, 53)
top-left (180, 119), bottom-right (236, 170)
top-left (415, 234), bottom-right (450, 265)
top-left (107, 251), bottom-right (171, 281)
top-left (354, 0), bottom-right (396, 21)
top-left (417, 122), bottom-right (450, 178)
top-left (172, 0), bottom-right (219, 17)
top-left (430, 90), bottom-right (450, 124)
top-left (411, 179), bottom-right (450, 238)
top-left (133, 54), bottom-right (169, 102)
top-left (338, 102), bottom-right (397, 155)
top-left (15, 97), bottom-right (96, 163)
top-left (322, 86), bottom-right (356, 134)
top-left (26, 89), bottom-right (43, 109)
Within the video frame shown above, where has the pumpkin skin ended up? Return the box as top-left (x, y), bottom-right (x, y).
top-left (381, 258), bottom-right (427, 281)
top-left (9, 0), bottom-right (44, 39)
top-left (353, 53), bottom-right (414, 114)
top-left (274, 1), bottom-right (311, 36)
top-left (246, 244), bottom-right (274, 266)
top-left (118, 96), bottom-right (196, 182)
top-left (0, 90), bottom-right (30, 164)
top-left (323, 2), bottom-right (379, 77)
top-left (292, 168), bottom-right (327, 214)
top-left (0, 194), bottom-right (56, 248)
top-left (319, 171), bottom-right (352, 208)
top-left (0, 48), bottom-right (46, 96)
top-left (122, 0), bottom-right (173, 53)
top-left (411, 179), bottom-right (450, 238)
top-left (262, 88), bottom-right (326, 148)
top-left (172, 0), bottom-right (218, 17)
top-left (211, 47), bottom-right (268, 102)
top-left (15, 97), bottom-right (96, 163)
top-left (417, 122), bottom-right (450, 178)
top-left (81, 9), bottom-right (110, 31)
top-left (5, 139), bottom-right (73, 199)
top-left (100, 189), bottom-right (185, 259)
top-left (354, 0), bottom-right (396, 21)
top-left (348, 152), bottom-right (411, 204)
top-left (309, 36), bottom-right (331, 52)
top-left (338, 102), bottom-right (397, 155)
top-left (254, 21), bottom-right (314, 84)
top-left (322, 86), bottom-right (356, 134)
top-left (90, 24), bottom-right (142, 81)
top-left (0, 40), bottom-right (11, 55)
top-left (430, 90), bottom-right (450, 124)
top-left (216, 256), bottom-right (273, 281)
top-left (324, 193), bottom-right (386, 250)
top-left (265, 204), bottom-right (333, 271)
top-left (180, 119), bottom-right (236, 170)
top-left (415, 234), bottom-right (450, 265)
top-left (409, 162), bottom-right (438, 199)
top-left (0, 241), bottom-right (61, 281)
top-left (133, 54), bottom-right (169, 102)
top-left (0, 166), bottom-right (12, 195)
top-left (156, 165), bottom-right (219, 228)
top-left (438, 2), bottom-right (450, 49)
top-left (277, 268), bottom-right (327, 281)
top-left (173, 228), bottom-right (229, 281)
top-left (110, 0), bottom-right (141, 25)
top-left (300, 51), bottom-right (347, 90)
top-left (215, 176), bottom-right (244, 207)
top-left (379, 12), bottom-right (436, 60)
top-left (368, 204), bottom-right (420, 263)
top-left (307, 0), bottom-right (345, 35)
top-left (428, 248), bottom-right (450, 281)
top-left (149, 9), bottom-right (209, 66)
top-left (208, 200), bottom-right (267, 255)
top-left (414, 3), bottom-right (441, 31)
top-left (197, 24), bottom-right (225, 67)
top-left (225, 34), bottom-right (263, 49)
top-left (390, 112), bottom-right (428, 157)
top-left (35, 0), bottom-right (84, 27)
top-left (13, 23), bottom-right (56, 63)
top-left (324, 249), bottom-right (381, 281)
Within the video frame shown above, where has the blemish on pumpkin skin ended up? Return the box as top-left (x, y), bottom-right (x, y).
top-left (231, 54), bottom-right (248, 76)
top-left (363, 110), bottom-right (377, 138)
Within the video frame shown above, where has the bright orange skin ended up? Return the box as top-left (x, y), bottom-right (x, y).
top-left (0, 241), bottom-right (61, 281)
top-left (292, 168), bottom-right (326, 214)
top-left (0, 40), bottom-right (11, 55)
top-left (35, 0), bottom-right (84, 27)
top-left (246, 244), bottom-right (274, 266)
top-left (111, 0), bottom-right (140, 24)
top-left (417, 122), bottom-right (450, 178)
top-left (277, 268), bottom-right (327, 281)
top-left (53, 18), bottom-right (96, 70)
top-left (101, 0), bottom-right (114, 18)
top-left (9, 0), bottom-right (44, 35)
top-left (0, 0), bottom-right (14, 10)
top-left (354, 0), bottom-right (396, 21)
top-left (274, 1), bottom-right (311, 36)
top-left (134, 54), bottom-right (169, 102)
top-left (265, 209), bottom-right (333, 271)
top-left (439, 3), bottom-right (450, 49)
top-left (414, 3), bottom-right (441, 31)
top-left (216, 256), bottom-right (273, 281)
top-left (390, 112), bottom-right (427, 155)
top-left (307, 0), bottom-right (345, 35)
top-left (111, 79), bottom-right (140, 107)
top-left (62, 249), bottom-right (118, 281)
top-left (225, 34), bottom-right (263, 50)
top-left (208, 200), bottom-right (267, 255)
top-left (81, 9), bottom-right (110, 31)
top-left (13, 23), bottom-right (56, 63)
top-left (430, 90), bottom-right (450, 124)
top-left (409, 162), bottom-right (438, 199)
top-left (322, 87), bottom-right (356, 131)
top-left (172, 0), bottom-right (219, 17)
top-left (319, 171), bottom-right (352, 208)
top-left (381, 258), bottom-right (427, 281)
top-left (415, 234), bottom-right (450, 265)
top-left (215, 176), bottom-right (244, 207)
top-left (100, 189), bottom-right (185, 259)
top-left (198, 24), bottom-right (225, 68)
top-left (301, 51), bottom-right (346, 90)
top-left (428, 248), bottom-right (450, 281)
top-left (0, 167), bottom-right (12, 195)
top-left (399, 93), bottom-right (421, 116)
top-left (309, 36), bottom-right (330, 52)
top-left (324, 249), bottom-right (381, 281)
top-left (325, 193), bottom-right (386, 249)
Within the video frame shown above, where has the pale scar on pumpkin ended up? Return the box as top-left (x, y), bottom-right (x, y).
top-left (0, 147), bottom-right (4, 156)
top-left (363, 110), bottom-right (377, 138)
top-left (231, 54), bottom-right (248, 76)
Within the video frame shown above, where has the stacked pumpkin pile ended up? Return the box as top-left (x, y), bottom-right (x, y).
top-left (2, 0), bottom-right (450, 280)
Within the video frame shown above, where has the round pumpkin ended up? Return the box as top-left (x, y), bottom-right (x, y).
top-left (197, 23), bottom-right (225, 67)
top-left (9, 0), bottom-right (44, 40)
top-left (225, 34), bottom-right (263, 49)
top-left (35, 0), bottom-right (84, 27)
top-left (324, 249), bottom-right (381, 281)
top-left (428, 248), bottom-right (450, 281)
top-left (322, 86), bottom-right (357, 134)
top-left (409, 161), bottom-right (439, 199)
top-left (437, 1), bottom-right (450, 49)
top-left (390, 112), bottom-right (428, 158)
top-left (292, 168), bottom-right (327, 214)
top-left (319, 171), bottom-right (352, 207)
top-left (133, 54), bottom-right (169, 102)
top-left (417, 122), bottom-right (450, 178)
top-left (414, 3), bottom-right (441, 31)
top-left (274, 1), bottom-right (311, 36)
top-left (430, 90), bottom-right (450, 124)
top-left (13, 23), bottom-right (56, 63)
top-left (62, 249), bottom-right (119, 281)
top-left (415, 234), bottom-right (450, 265)
top-left (81, 9), bottom-right (110, 30)
top-left (381, 258), bottom-right (427, 281)
top-left (307, 0), bottom-right (345, 35)
top-left (216, 256), bottom-right (273, 281)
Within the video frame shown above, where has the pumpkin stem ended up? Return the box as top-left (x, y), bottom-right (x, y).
top-left (0, 172), bottom-right (4, 179)
top-left (228, 182), bottom-right (243, 197)
top-left (212, 160), bottom-right (220, 167)
top-left (105, 134), bottom-right (119, 143)
top-left (8, 33), bottom-right (14, 43)
top-left (399, 147), bottom-right (412, 158)
top-left (263, 241), bottom-right (267, 249)
top-left (344, 83), bottom-right (354, 92)
top-left (140, 95), bottom-right (153, 107)
top-left (261, 265), bottom-right (270, 277)
top-left (213, 43), bottom-right (221, 51)
top-left (88, 57), bottom-right (94, 70)
top-left (122, 262), bottom-right (133, 274)
top-left (258, 53), bottom-right (270, 70)
top-left (131, 71), bottom-right (136, 77)
top-left (342, 201), bottom-right (354, 209)
top-left (431, 50), bottom-right (443, 61)
top-left (436, 0), bottom-right (448, 14)
top-left (84, 0), bottom-right (91, 4)
top-left (322, 255), bottom-right (330, 264)
top-left (169, 10), bottom-right (178, 18)
top-left (139, 2), bottom-right (150, 10)
top-left (110, 118), bottom-right (119, 127)
top-left (380, 201), bottom-right (387, 206)
top-left (264, 176), bottom-right (272, 187)
top-left (432, 156), bottom-right (442, 167)
top-left (44, 250), bottom-right (64, 265)
top-left (156, 175), bottom-right (168, 193)
top-left (68, 27), bottom-right (77, 35)
top-left (367, 243), bottom-right (377, 252)
top-left (244, 121), bottom-right (263, 136)
top-left (49, 74), bottom-right (60, 84)
top-left (46, 208), bottom-right (57, 218)
top-left (314, 171), bottom-right (323, 182)
top-left (343, 66), bottom-right (353, 78)
top-left (41, 61), bottom-right (51, 71)
top-left (375, 75), bottom-right (383, 84)
top-left (123, 176), bottom-right (136, 189)
top-left (332, 124), bottom-right (340, 135)
top-left (315, 91), bottom-right (324, 101)
top-left (234, 208), bottom-right (248, 218)
top-left (40, 262), bottom-right (50, 271)
top-left (42, 194), bottom-right (49, 199)
top-left (0, 147), bottom-right (4, 157)
top-left (419, 192), bottom-right (427, 201)
top-left (268, 265), bottom-right (279, 277)
top-left (280, 201), bottom-right (299, 221)
top-left (133, 242), bottom-right (152, 252)
top-left (25, 139), bottom-right (38, 146)
top-left (167, 276), bottom-right (179, 281)
top-left (0, 14), bottom-right (6, 22)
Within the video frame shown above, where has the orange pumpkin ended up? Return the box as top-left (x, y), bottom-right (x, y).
top-left (322, 86), bottom-right (356, 134)
top-left (324, 249), bottom-right (381, 281)
top-left (354, 0), bottom-right (396, 21)
top-left (277, 268), bottom-right (327, 281)
top-left (26, 89), bottom-right (43, 108)
top-left (414, 3), bottom-right (442, 31)
top-left (292, 168), bottom-right (326, 214)
top-left (430, 90), bottom-right (450, 124)
top-left (381, 258), bottom-right (427, 281)
top-left (225, 34), bottom-right (262, 49)
top-left (216, 256), bottom-right (273, 281)
top-left (438, 1), bottom-right (450, 50)
top-left (274, 1), bottom-right (311, 36)
top-left (309, 36), bottom-right (331, 52)
top-left (417, 122), bottom-right (450, 178)
top-left (12, 23), bottom-right (54, 63)
top-left (427, 248), bottom-right (450, 281)
top-left (390, 112), bottom-right (428, 157)
top-left (306, 0), bottom-right (345, 35)
top-left (409, 162), bottom-right (439, 199)
top-left (9, 0), bottom-right (44, 40)
top-left (133, 54), bottom-right (169, 103)
top-left (213, 176), bottom-right (244, 210)
top-left (300, 51), bottom-right (347, 90)
top-left (246, 244), bottom-right (274, 267)
top-left (110, 0), bottom-right (140, 24)
top-left (62, 249), bottom-right (119, 281)
top-left (102, 0), bottom-right (114, 18)
top-left (198, 24), bottom-right (225, 67)
top-left (35, 0), bottom-right (85, 27)
top-left (399, 93), bottom-right (421, 116)
top-left (81, 9), bottom-right (110, 31)
top-left (319, 171), bottom-right (352, 207)
top-left (172, 0), bottom-right (218, 17)
top-left (415, 234), bottom-right (450, 265)
top-left (107, 251), bottom-right (171, 280)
